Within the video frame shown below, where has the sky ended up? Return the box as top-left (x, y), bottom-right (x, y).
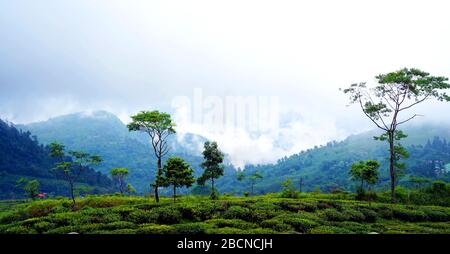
top-left (1, 0), bottom-right (450, 167)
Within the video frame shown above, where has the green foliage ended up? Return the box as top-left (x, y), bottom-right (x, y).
top-left (16, 178), bottom-right (40, 200)
top-left (198, 141), bottom-right (224, 200)
top-left (136, 224), bottom-right (175, 234)
top-left (223, 206), bottom-right (252, 221)
top-left (342, 68), bottom-right (450, 202)
top-left (280, 179), bottom-right (299, 198)
top-left (127, 110), bottom-right (176, 203)
top-left (0, 194), bottom-right (449, 234)
top-left (206, 219), bottom-right (257, 230)
top-left (110, 167), bottom-right (129, 194)
top-left (160, 157), bottom-right (195, 201)
top-left (261, 219), bottom-right (293, 232)
top-left (49, 141), bottom-right (102, 206)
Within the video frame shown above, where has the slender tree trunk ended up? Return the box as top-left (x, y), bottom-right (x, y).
top-left (173, 186), bottom-right (176, 202)
top-left (120, 177), bottom-right (124, 195)
top-left (388, 131), bottom-right (396, 203)
top-left (69, 180), bottom-right (75, 208)
top-left (211, 178), bottom-right (215, 198)
top-left (154, 157), bottom-right (161, 203)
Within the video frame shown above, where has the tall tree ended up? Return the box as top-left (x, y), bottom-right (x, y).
top-left (342, 68), bottom-right (450, 202)
top-left (197, 141), bottom-right (224, 200)
top-left (127, 110), bottom-right (176, 203)
top-left (110, 167), bottom-right (129, 194)
top-left (160, 157), bottom-right (195, 202)
top-left (49, 141), bottom-right (102, 207)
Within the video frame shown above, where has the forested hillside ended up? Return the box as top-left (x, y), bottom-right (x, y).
top-left (17, 111), bottom-right (450, 196)
top-left (0, 119), bottom-right (113, 199)
top-left (18, 111), bottom-right (210, 193)
top-left (218, 124), bottom-right (450, 194)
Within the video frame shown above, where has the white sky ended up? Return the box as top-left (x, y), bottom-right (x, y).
top-left (1, 0), bottom-right (450, 167)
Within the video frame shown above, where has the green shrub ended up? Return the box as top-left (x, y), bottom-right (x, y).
top-left (45, 226), bottom-right (78, 234)
top-left (331, 222), bottom-right (370, 234)
top-left (111, 206), bottom-right (137, 220)
top-left (341, 208), bottom-right (366, 222)
top-left (318, 209), bottom-right (349, 222)
top-left (149, 207), bottom-right (182, 224)
top-left (129, 210), bottom-right (156, 224)
top-left (32, 221), bottom-right (56, 233)
top-left (421, 209), bottom-right (449, 222)
top-left (277, 200), bottom-right (318, 213)
top-left (4, 225), bottom-right (36, 234)
top-left (392, 207), bottom-right (427, 222)
top-left (26, 200), bottom-right (60, 217)
top-left (206, 219), bottom-right (257, 230)
top-left (175, 204), bottom-right (198, 221)
top-left (136, 224), bottom-right (176, 234)
top-left (207, 227), bottom-right (246, 234)
top-left (102, 221), bottom-right (136, 230)
top-left (309, 225), bottom-right (353, 234)
top-left (192, 202), bottom-right (223, 220)
top-left (261, 219), bottom-right (293, 232)
top-left (223, 206), bottom-right (252, 221)
top-left (243, 228), bottom-right (278, 234)
top-left (0, 209), bottom-right (29, 224)
top-left (79, 208), bottom-right (121, 224)
top-left (45, 212), bottom-right (80, 227)
top-left (96, 229), bottom-right (137, 234)
top-left (280, 217), bottom-right (318, 233)
top-left (79, 223), bottom-right (104, 233)
top-left (357, 208), bottom-right (378, 222)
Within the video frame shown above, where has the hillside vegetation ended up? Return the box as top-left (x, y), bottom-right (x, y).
top-left (1, 194), bottom-right (449, 234)
top-left (0, 119), bottom-right (113, 199)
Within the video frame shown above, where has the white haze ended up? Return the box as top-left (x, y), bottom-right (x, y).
top-left (1, 0), bottom-right (450, 167)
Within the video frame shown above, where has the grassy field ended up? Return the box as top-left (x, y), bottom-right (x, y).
top-left (0, 193), bottom-right (449, 234)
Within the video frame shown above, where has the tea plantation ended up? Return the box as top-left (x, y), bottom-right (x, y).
top-left (1, 194), bottom-right (449, 234)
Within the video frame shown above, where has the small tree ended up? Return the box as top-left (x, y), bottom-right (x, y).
top-left (280, 179), bottom-right (298, 198)
top-left (16, 178), bottom-right (40, 200)
top-left (160, 157), bottom-right (195, 202)
top-left (197, 141), bottom-right (224, 200)
top-left (349, 160), bottom-right (380, 202)
top-left (127, 110), bottom-right (176, 203)
top-left (127, 183), bottom-right (137, 195)
top-left (248, 172), bottom-right (263, 196)
top-left (49, 141), bottom-right (102, 207)
top-left (110, 167), bottom-right (129, 194)
top-left (342, 68), bottom-right (450, 202)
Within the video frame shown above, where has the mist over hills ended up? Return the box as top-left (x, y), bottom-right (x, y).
top-left (12, 111), bottom-right (450, 195)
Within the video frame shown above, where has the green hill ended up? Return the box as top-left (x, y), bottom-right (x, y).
top-left (0, 119), bottom-right (113, 199)
top-left (18, 111), bottom-right (207, 194)
top-left (218, 124), bottom-right (450, 194)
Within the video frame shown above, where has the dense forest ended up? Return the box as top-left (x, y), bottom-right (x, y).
top-left (0, 119), bottom-right (113, 199)
top-left (224, 131), bottom-right (450, 195)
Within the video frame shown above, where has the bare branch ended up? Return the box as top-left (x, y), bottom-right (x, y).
top-left (397, 114), bottom-right (423, 126)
